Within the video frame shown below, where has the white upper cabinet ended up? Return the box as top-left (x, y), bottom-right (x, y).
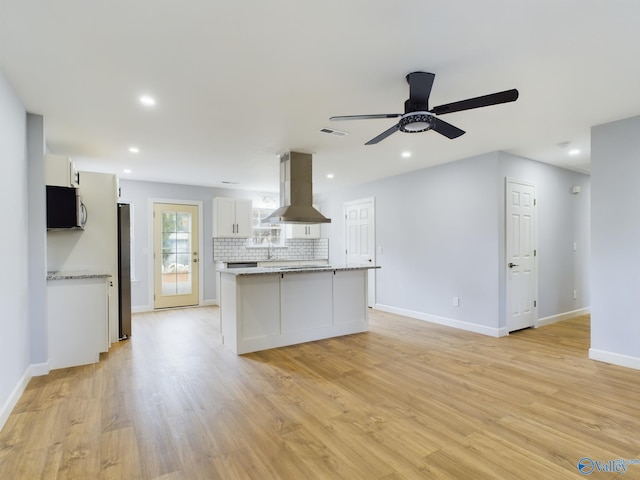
top-left (285, 204), bottom-right (322, 239)
top-left (213, 197), bottom-right (252, 237)
top-left (45, 154), bottom-right (78, 187)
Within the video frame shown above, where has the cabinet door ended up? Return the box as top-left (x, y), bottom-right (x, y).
top-left (281, 271), bottom-right (333, 333)
top-left (306, 223), bottom-right (321, 238)
top-left (234, 199), bottom-right (253, 237)
top-left (45, 154), bottom-right (74, 187)
top-left (285, 205), bottom-right (322, 239)
top-left (286, 223), bottom-right (306, 239)
top-left (285, 223), bottom-right (321, 238)
top-left (213, 197), bottom-right (236, 237)
top-left (333, 270), bottom-right (367, 326)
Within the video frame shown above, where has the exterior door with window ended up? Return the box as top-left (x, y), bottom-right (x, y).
top-left (154, 203), bottom-right (199, 309)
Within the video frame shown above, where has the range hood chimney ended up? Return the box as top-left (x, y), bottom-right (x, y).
top-left (263, 151), bottom-right (331, 224)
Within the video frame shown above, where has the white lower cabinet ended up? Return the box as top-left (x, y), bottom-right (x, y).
top-left (47, 277), bottom-right (109, 370)
top-left (221, 268), bottom-right (369, 354)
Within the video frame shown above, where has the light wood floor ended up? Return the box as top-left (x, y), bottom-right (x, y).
top-left (1, 308), bottom-right (639, 479)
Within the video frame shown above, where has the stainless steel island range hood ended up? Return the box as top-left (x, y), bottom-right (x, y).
top-left (263, 151), bottom-right (331, 224)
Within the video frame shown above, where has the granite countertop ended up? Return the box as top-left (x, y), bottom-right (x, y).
top-left (219, 264), bottom-right (380, 276)
top-left (217, 259), bottom-right (329, 264)
top-left (47, 271), bottom-right (112, 280)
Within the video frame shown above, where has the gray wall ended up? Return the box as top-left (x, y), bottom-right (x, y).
top-left (498, 152), bottom-right (591, 320)
top-left (27, 113), bottom-right (48, 365)
top-left (317, 151), bottom-right (590, 332)
top-left (119, 179), bottom-right (276, 309)
top-left (591, 114), bottom-right (640, 361)
top-left (0, 72), bottom-right (30, 421)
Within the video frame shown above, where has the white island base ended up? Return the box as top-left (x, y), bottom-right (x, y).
top-left (220, 267), bottom-right (372, 354)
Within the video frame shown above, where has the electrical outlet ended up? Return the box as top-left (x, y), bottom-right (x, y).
top-left (573, 290), bottom-right (577, 300)
top-left (452, 296), bottom-right (460, 307)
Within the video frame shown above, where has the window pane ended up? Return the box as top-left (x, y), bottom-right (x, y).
top-left (251, 208), bottom-right (282, 246)
top-left (176, 212), bottom-right (191, 232)
top-left (162, 212), bottom-right (177, 232)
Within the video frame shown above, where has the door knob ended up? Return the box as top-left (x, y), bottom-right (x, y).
top-left (508, 262), bottom-right (519, 268)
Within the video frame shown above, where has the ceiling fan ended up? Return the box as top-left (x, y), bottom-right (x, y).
top-left (329, 71), bottom-right (519, 145)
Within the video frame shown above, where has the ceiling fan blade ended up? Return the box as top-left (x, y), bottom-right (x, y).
top-left (365, 124), bottom-right (400, 145)
top-left (431, 117), bottom-right (465, 139)
top-left (407, 72), bottom-right (436, 108)
top-left (330, 113), bottom-right (401, 121)
top-left (430, 88), bottom-right (519, 116)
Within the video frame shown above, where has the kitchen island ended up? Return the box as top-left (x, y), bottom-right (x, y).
top-left (219, 265), bottom-right (378, 354)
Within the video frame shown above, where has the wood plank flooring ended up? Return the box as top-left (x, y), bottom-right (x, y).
top-left (1, 307), bottom-right (640, 479)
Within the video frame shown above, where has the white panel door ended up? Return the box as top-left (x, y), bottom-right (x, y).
top-left (344, 197), bottom-right (375, 307)
top-left (506, 179), bottom-right (537, 332)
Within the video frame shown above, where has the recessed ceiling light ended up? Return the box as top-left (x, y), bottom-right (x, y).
top-left (129, 147), bottom-right (139, 153)
top-left (568, 149), bottom-right (580, 156)
top-left (123, 169), bottom-right (132, 174)
top-left (401, 151), bottom-right (411, 158)
top-left (139, 95), bottom-right (156, 106)
top-left (327, 173), bottom-right (334, 179)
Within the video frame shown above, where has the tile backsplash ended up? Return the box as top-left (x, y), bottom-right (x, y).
top-left (213, 238), bottom-right (329, 263)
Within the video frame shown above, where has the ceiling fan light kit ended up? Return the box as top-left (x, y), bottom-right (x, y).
top-left (329, 71), bottom-right (519, 145)
top-left (398, 112), bottom-right (434, 133)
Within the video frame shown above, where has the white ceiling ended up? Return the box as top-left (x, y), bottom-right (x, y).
top-left (2, 1), bottom-right (639, 194)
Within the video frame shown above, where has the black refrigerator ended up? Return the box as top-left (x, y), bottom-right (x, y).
top-left (117, 203), bottom-right (132, 339)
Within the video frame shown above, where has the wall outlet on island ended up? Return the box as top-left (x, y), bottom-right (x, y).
top-left (452, 296), bottom-right (460, 307)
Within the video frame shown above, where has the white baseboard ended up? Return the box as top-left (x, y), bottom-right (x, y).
top-left (0, 361), bottom-right (52, 432)
top-left (0, 369), bottom-right (30, 432)
top-left (132, 300), bottom-right (218, 313)
top-left (537, 307), bottom-right (590, 327)
top-left (374, 304), bottom-right (505, 337)
top-left (29, 362), bottom-right (50, 377)
top-left (589, 348), bottom-right (640, 370)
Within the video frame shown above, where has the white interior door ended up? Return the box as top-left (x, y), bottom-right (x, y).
top-left (344, 197), bottom-right (375, 307)
top-left (154, 203), bottom-right (200, 309)
top-left (506, 179), bottom-right (537, 332)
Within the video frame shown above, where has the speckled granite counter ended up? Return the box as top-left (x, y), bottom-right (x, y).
top-left (219, 265), bottom-right (379, 276)
top-left (47, 271), bottom-right (112, 280)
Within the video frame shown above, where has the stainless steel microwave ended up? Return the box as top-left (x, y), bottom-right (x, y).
top-left (46, 186), bottom-right (87, 230)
